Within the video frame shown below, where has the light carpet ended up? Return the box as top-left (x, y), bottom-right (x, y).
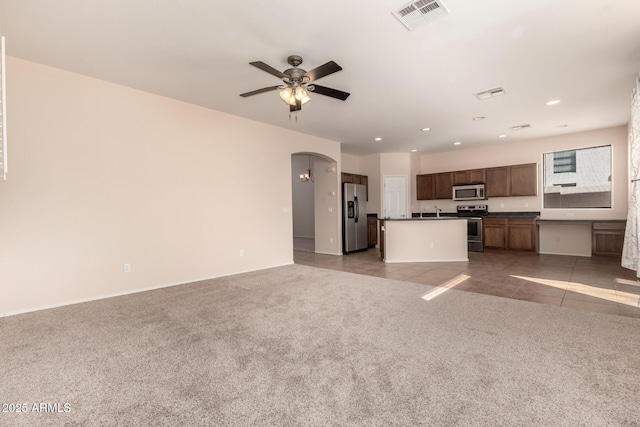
top-left (1, 264), bottom-right (639, 426)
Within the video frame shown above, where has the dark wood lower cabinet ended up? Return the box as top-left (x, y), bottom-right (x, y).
top-left (592, 222), bottom-right (625, 256)
top-left (379, 220), bottom-right (385, 260)
top-left (508, 218), bottom-right (537, 251)
top-left (367, 217), bottom-right (378, 248)
top-left (483, 217), bottom-right (536, 251)
top-left (483, 218), bottom-right (508, 249)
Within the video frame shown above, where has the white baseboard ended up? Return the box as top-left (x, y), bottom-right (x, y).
top-left (0, 262), bottom-right (294, 318)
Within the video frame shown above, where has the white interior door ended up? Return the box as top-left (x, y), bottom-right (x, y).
top-left (383, 175), bottom-right (408, 219)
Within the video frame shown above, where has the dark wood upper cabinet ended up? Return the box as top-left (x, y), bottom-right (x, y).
top-left (510, 163), bottom-right (537, 196)
top-left (434, 172), bottom-right (453, 199)
top-left (468, 169), bottom-right (486, 184)
top-left (453, 169), bottom-right (486, 185)
top-left (342, 172), bottom-right (368, 200)
top-left (486, 167), bottom-right (510, 197)
top-left (416, 174), bottom-right (435, 200)
top-left (417, 162), bottom-right (536, 201)
top-left (360, 175), bottom-right (368, 200)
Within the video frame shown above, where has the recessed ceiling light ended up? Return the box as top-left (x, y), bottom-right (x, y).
top-left (411, 149), bottom-right (417, 152)
top-left (498, 134), bottom-right (507, 138)
top-left (421, 127), bottom-right (431, 132)
top-left (453, 141), bottom-right (462, 145)
top-left (546, 99), bottom-right (561, 106)
top-left (473, 116), bottom-right (485, 121)
top-left (374, 137), bottom-right (382, 141)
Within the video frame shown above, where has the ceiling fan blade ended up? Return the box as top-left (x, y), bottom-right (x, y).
top-left (303, 61), bottom-right (342, 82)
top-left (249, 61), bottom-right (286, 78)
top-left (239, 85), bottom-right (281, 97)
top-left (308, 84), bottom-right (350, 101)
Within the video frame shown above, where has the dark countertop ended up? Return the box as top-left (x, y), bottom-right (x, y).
top-left (380, 216), bottom-right (464, 221)
top-left (536, 218), bottom-right (626, 223)
top-left (486, 212), bottom-right (540, 218)
top-left (412, 211), bottom-right (541, 219)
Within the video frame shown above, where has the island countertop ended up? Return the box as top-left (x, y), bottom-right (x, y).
top-left (379, 216), bottom-right (462, 221)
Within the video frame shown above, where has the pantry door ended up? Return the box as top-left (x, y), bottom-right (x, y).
top-left (383, 175), bottom-right (407, 219)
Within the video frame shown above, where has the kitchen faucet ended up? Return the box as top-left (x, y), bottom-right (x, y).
top-left (435, 206), bottom-right (442, 218)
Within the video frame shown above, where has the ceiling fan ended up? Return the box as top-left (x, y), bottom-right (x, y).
top-left (240, 55), bottom-right (350, 112)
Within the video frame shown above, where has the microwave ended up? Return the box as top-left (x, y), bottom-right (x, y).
top-left (453, 183), bottom-right (486, 201)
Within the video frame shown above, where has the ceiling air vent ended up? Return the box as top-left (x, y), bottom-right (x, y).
top-left (392, 0), bottom-right (450, 31)
top-left (474, 87), bottom-right (506, 100)
top-left (509, 124), bottom-right (532, 131)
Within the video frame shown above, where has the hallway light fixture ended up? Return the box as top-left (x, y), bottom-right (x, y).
top-left (300, 155), bottom-right (314, 182)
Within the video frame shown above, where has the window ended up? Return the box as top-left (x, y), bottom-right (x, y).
top-left (553, 150), bottom-right (576, 173)
top-left (543, 145), bottom-right (612, 209)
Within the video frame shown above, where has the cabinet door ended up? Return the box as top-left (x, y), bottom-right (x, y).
top-left (434, 172), bottom-right (453, 199)
top-left (510, 163), bottom-right (537, 196)
top-left (367, 217), bottom-right (378, 248)
top-left (486, 167), bottom-right (510, 197)
top-left (452, 171), bottom-right (468, 185)
top-left (468, 169), bottom-right (486, 184)
top-left (453, 169), bottom-right (486, 185)
top-left (360, 175), bottom-right (369, 201)
top-left (416, 174), bottom-right (435, 200)
top-left (483, 218), bottom-right (508, 249)
top-left (352, 174), bottom-right (362, 185)
top-left (508, 218), bottom-right (536, 251)
top-left (341, 173), bottom-right (353, 183)
top-left (592, 222), bottom-right (625, 256)
top-left (379, 220), bottom-right (385, 260)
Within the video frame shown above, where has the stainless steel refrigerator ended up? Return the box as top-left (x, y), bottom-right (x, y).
top-left (342, 183), bottom-right (368, 254)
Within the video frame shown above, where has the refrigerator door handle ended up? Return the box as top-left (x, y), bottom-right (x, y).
top-left (354, 196), bottom-right (359, 222)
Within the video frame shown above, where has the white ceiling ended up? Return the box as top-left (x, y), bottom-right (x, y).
top-left (1, 0), bottom-right (639, 155)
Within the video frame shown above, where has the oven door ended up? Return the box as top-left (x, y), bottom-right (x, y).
top-left (466, 217), bottom-right (484, 252)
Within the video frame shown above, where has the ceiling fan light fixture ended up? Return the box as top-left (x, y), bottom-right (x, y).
top-left (279, 87), bottom-right (310, 106)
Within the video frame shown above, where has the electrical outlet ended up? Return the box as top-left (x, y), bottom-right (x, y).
top-left (239, 249), bottom-right (244, 257)
top-left (429, 242), bottom-right (434, 249)
top-left (500, 203), bottom-right (504, 208)
top-left (328, 207), bottom-right (333, 213)
top-left (524, 202), bottom-right (529, 208)
top-left (566, 212), bottom-right (574, 217)
top-left (123, 263), bottom-right (131, 273)
top-left (330, 237), bottom-right (334, 243)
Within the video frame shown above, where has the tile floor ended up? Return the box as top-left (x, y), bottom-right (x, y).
top-left (294, 248), bottom-right (640, 319)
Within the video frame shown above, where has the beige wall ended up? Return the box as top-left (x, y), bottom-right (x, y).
top-left (0, 57), bottom-right (341, 316)
top-left (362, 154), bottom-right (381, 215)
top-left (313, 157), bottom-right (341, 255)
top-left (341, 153), bottom-right (361, 174)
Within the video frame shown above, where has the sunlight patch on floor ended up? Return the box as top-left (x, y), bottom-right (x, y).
top-left (615, 277), bottom-right (640, 287)
top-left (512, 275), bottom-right (640, 307)
top-left (422, 274), bottom-right (470, 302)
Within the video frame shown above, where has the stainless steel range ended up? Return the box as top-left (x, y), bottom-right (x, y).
top-left (457, 204), bottom-right (488, 252)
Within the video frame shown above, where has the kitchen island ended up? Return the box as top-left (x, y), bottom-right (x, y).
top-left (379, 217), bottom-right (468, 263)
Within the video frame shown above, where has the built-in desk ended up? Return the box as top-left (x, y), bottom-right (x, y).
top-left (536, 219), bottom-right (626, 257)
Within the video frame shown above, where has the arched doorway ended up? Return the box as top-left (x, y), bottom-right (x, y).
top-left (291, 152), bottom-right (340, 255)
